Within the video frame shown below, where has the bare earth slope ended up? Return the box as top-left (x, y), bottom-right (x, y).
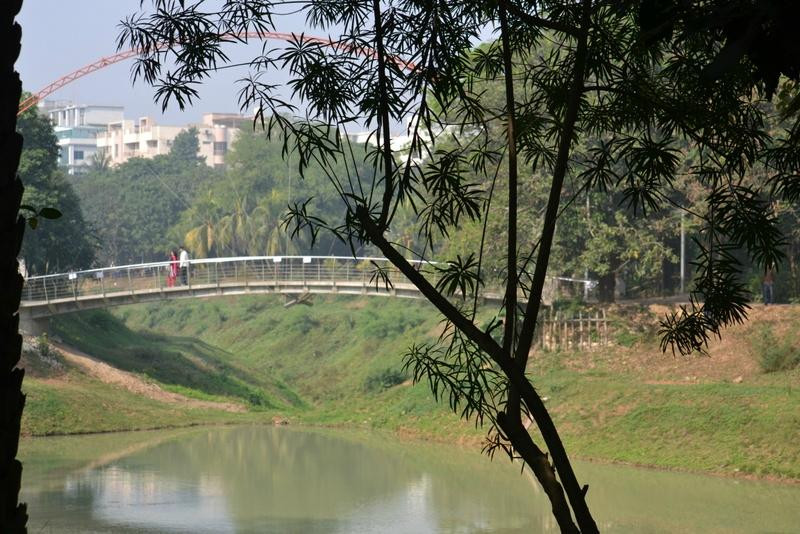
top-left (596, 304), bottom-right (798, 383)
top-left (51, 342), bottom-right (245, 413)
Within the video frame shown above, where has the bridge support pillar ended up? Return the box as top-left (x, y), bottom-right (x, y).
top-left (18, 314), bottom-right (48, 336)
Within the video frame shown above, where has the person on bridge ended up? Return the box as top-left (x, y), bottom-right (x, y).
top-left (179, 246), bottom-right (190, 285)
top-left (167, 249), bottom-right (179, 287)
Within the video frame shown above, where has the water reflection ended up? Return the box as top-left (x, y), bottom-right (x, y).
top-left (20, 425), bottom-right (800, 533)
top-left (23, 426), bottom-right (542, 533)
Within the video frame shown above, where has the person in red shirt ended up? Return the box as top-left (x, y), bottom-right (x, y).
top-left (167, 249), bottom-right (179, 287)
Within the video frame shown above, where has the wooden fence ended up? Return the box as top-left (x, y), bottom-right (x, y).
top-left (536, 309), bottom-right (609, 352)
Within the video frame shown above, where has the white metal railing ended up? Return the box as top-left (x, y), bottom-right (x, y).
top-left (20, 256), bottom-right (445, 304)
top-left (20, 255), bottom-right (596, 306)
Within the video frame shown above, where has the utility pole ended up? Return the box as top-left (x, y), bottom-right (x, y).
top-left (584, 194), bottom-right (590, 300)
top-left (286, 173), bottom-right (292, 255)
top-left (680, 211), bottom-right (686, 294)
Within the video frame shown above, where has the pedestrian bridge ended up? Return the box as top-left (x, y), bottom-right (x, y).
top-left (19, 256), bottom-right (490, 320)
top-left (19, 256), bottom-right (593, 322)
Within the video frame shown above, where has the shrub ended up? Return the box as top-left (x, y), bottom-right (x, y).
top-left (129, 347), bottom-right (160, 362)
top-left (36, 333), bottom-right (53, 359)
top-left (22, 334), bottom-right (66, 377)
top-left (86, 310), bottom-right (116, 330)
top-left (247, 390), bottom-right (271, 407)
top-left (245, 300), bottom-right (267, 314)
top-left (359, 310), bottom-right (425, 339)
top-left (284, 309), bottom-right (320, 335)
top-left (364, 367), bottom-right (408, 392)
top-left (754, 325), bottom-right (800, 373)
top-left (615, 329), bottom-right (640, 348)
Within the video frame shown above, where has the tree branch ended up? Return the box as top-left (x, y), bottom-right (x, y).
top-left (498, 0), bottom-right (519, 360)
top-left (504, 1), bottom-right (580, 37)
top-left (497, 413), bottom-right (579, 534)
top-left (512, 0), bottom-right (599, 531)
top-left (356, 207), bottom-right (505, 363)
top-left (372, 0), bottom-right (394, 231)
top-left (358, 207), bottom-right (596, 532)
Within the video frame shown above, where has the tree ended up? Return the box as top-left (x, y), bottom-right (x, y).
top-left (169, 126), bottom-right (204, 166)
top-left (88, 150), bottom-right (111, 173)
top-left (16, 109), bottom-right (95, 273)
top-left (174, 128), bottom-right (372, 258)
top-left (74, 137), bottom-right (219, 264)
top-left (0, 0), bottom-right (29, 530)
top-left (120, 2), bottom-right (800, 532)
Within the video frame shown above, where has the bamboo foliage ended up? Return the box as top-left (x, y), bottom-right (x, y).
top-left (120, 1), bottom-right (800, 532)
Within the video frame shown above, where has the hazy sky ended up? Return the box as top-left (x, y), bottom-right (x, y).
top-left (17, 1), bottom-right (310, 125)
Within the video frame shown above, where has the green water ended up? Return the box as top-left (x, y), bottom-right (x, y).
top-left (19, 425), bottom-right (800, 533)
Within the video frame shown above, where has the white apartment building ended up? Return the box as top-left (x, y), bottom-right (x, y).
top-left (344, 119), bottom-right (456, 164)
top-left (43, 102), bottom-right (125, 174)
top-left (196, 113), bottom-right (250, 167)
top-left (96, 117), bottom-right (184, 164)
top-left (96, 113), bottom-right (248, 168)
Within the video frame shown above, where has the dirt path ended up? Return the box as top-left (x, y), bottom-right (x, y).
top-left (53, 342), bottom-right (246, 413)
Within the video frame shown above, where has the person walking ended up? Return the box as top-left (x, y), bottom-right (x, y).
top-left (167, 249), bottom-right (179, 287)
top-left (179, 246), bottom-right (190, 286)
top-left (763, 267), bottom-right (775, 305)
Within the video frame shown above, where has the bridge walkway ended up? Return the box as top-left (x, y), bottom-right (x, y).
top-left (19, 256), bottom-right (512, 320)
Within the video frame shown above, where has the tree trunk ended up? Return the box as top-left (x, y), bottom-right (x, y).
top-left (597, 270), bottom-right (615, 303)
top-left (0, 1), bottom-right (28, 532)
top-left (497, 413), bottom-right (578, 534)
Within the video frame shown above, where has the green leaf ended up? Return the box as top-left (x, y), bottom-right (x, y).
top-left (28, 217), bottom-right (38, 229)
top-left (38, 207), bottom-right (62, 219)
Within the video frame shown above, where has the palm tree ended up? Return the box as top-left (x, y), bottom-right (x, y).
top-left (247, 193), bottom-right (292, 255)
top-left (216, 195), bottom-right (251, 256)
top-left (89, 150), bottom-right (111, 173)
top-left (184, 223), bottom-right (215, 258)
top-left (181, 191), bottom-right (222, 258)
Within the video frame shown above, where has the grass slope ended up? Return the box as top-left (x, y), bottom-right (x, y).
top-left (98, 296), bottom-right (475, 438)
top-left (22, 372), bottom-right (258, 436)
top-left (37, 296), bottom-right (800, 480)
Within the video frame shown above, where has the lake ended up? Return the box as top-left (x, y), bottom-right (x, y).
top-left (20, 425), bottom-right (800, 533)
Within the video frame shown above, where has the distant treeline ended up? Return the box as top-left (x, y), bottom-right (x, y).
top-left (19, 102), bottom-right (800, 303)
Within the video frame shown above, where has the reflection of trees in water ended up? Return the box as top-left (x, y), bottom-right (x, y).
top-left (197, 426), bottom-right (548, 531)
top-left (163, 426), bottom-right (438, 520)
top-left (124, 426), bottom-right (547, 531)
top-left (24, 426), bottom-right (800, 533)
top-left (28, 426), bottom-right (553, 532)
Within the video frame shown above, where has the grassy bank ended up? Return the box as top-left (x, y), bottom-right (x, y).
top-left (25, 295), bottom-right (800, 480)
top-left (22, 373), bottom-right (261, 436)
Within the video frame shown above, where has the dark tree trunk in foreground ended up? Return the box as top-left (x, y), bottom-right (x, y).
top-left (0, 0), bottom-right (28, 532)
top-left (597, 269), bottom-right (616, 303)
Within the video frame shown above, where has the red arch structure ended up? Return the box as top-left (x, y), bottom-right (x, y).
top-left (18, 32), bottom-right (415, 115)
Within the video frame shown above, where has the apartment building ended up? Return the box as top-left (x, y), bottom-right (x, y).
top-left (196, 113), bottom-right (250, 166)
top-left (43, 101), bottom-right (124, 174)
top-left (96, 113), bottom-right (247, 168)
top-left (96, 117), bottom-right (183, 165)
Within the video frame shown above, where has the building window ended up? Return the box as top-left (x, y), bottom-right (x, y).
top-left (74, 150), bottom-right (84, 160)
top-left (213, 141), bottom-right (227, 156)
